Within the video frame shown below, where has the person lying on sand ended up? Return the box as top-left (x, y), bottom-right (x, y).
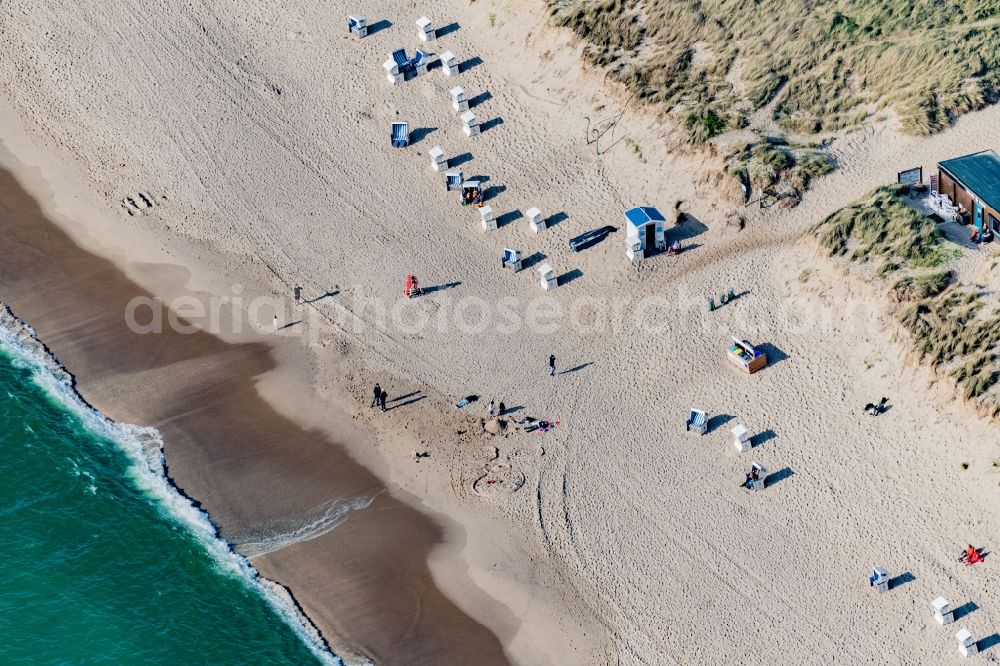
top-left (455, 395), bottom-right (479, 408)
top-left (959, 544), bottom-right (984, 565)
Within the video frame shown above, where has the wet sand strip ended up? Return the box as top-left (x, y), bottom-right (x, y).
top-left (0, 167), bottom-right (508, 665)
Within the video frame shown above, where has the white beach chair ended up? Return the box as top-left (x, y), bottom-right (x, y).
top-left (479, 205), bottom-right (496, 231)
top-left (416, 16), bottom-right (435, 42)
top-left (956, 628), bottom-right (978, 657)
top-left (625, 234), bottom-right (642, 262)
top-left (732, 424), bottom-right (751, 453)
top-left (502, 248), bottom-right (522, 272)
top-left (538, 264), bottom-right (556, 291)
top-left (451, 86), bottom-right (468, 112)
top-left (428, 146), bottom-right (446, 172)
top-left (526, 207), bottom-right (545, 233)
top-left (460, 110), bottom-right (479, 136)
top-left (869, 566), bottom-right (888, 593)
top-left (932, 597), bottom-right (954, 625)
top-left (383, 59), bottom-right (402, 84)
top-left (440, 51), bottom-right (458, 77)
top-left (348, 15), bottom-right (368, 38)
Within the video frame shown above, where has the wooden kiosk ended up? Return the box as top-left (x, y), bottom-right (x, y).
top-left (726, 337), bottom-right (767, 374)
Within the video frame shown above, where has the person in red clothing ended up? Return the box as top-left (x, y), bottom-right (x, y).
top-left (960, 544), bottom-right (984, 565)
top-left (405, 274), bottom-right (421, 298)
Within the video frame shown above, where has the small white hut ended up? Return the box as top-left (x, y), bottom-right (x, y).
top-left (623, 206), bottom-right (667, 261)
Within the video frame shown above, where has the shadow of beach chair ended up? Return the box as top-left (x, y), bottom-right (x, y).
top-left (391, 122), bottom-right (409, 148)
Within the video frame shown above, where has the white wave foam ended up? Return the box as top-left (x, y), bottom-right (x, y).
top-left (0, 304), bottom-right (341, 665)
top-left (240, 493), bottom-right (379, 559)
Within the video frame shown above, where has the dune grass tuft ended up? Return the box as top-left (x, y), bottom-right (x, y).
top-left (811, 185), bottom-right (956, 267)
top-left (813, 185), bottom-right (1000, 414)
top-left (891, 270), bottom-right (953, 301)
top-left (724, 138), bottom-right (834, 205)
top-left (551, 0), bottom-right (1000, 137)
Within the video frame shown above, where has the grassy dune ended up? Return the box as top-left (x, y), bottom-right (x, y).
top-left (551, 0), bottom-right (1000, 139)
top-left (810, 185), bottom-right (1000, 414)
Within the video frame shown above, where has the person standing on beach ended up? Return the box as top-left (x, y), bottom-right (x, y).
top-left (487, 400), bottom-right (496, 418)
top-left (379, 388), bottom-right (388, 412)
top-left (371, 383), bottom-right (382, 409)
top-left (548, 354), bottom-right (556, 377)
top-left (294, 286), bottom-right (302, 304)
top-left (498, 401), bottom-right (506, 416)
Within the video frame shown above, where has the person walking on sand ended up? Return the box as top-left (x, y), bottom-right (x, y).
top-left (548, 354), bottom-right (556, 377)
top-left (378, 388), bottom-right (388, 412)
top-left (498, 401), bottom-right (506, 416)
top-left (370, 383), bottom-right (382, 409)
top-left (294, 286), bottom-right (302, 304)
top-left (487, 400), bottom-right (496, 418)
top-left (273, 314), bottom-right (279, 332)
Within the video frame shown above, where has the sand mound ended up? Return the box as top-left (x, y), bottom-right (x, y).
top-left (482, 418), bottom-right (507, 435)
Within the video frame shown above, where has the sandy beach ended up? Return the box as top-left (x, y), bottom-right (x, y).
top-left (4, 0), bottom-right (1000, 663)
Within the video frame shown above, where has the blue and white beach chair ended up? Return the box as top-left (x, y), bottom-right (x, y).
top-left (686, 408), bottom-right (708, 435)
top-left (391, 122), bottom-right (410, 148)
top-left (412, 49), bottom-right (430, 75)
top-left (444, 171), bottom-right (463, 191)
top-left (392, 48), bottom-right (413, 73)
top-left (502, 248), bottom-right (522, 271)
top-left (348, 15), bottom-right (367, 38)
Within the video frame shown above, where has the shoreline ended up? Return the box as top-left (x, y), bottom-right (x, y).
top-left (0, 163), bottom-right (518, 664)
top-left (4, 0), bottom-right (1000, 662)
top-left (0, 301), bottom-right (335, 663)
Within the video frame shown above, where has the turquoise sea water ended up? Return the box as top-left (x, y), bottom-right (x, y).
top-left (0, 329), bottom-right (333, 664)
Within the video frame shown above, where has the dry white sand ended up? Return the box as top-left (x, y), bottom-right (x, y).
top-left (4, 0), bottom-right (1000, 663)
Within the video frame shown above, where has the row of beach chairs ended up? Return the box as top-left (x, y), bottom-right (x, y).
top-left (350, 15), bottom-right (436, 41)
top-left (366, 12), bottom-right (563, 292)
